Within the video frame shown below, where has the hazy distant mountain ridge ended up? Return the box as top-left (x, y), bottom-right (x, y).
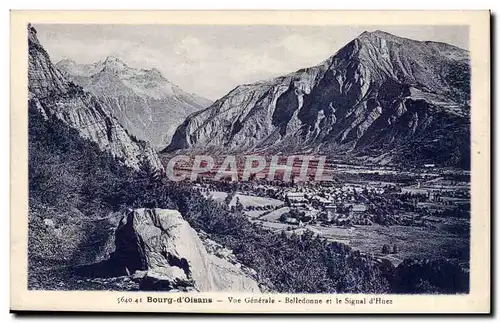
top-left (166, 30), bottom-right (470, 168)
top-left (57, 57), bottom-right (212, 149)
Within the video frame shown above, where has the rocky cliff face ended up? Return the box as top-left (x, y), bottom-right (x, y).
top-left (111, 208), bottom-right (260, 292)
top-left (28, 24), bottom-right (163, 171)
top-left (56, 57), bottom-right (211, 150)
top-left (166, 30), bottom-right (470, 168)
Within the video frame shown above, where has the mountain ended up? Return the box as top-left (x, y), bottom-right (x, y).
top-left (56, 57), bottom-right (211, 150)
top-left (28, 24), bottom-right (163, 172)
top-left (165, 30), bottom-right (470, 168)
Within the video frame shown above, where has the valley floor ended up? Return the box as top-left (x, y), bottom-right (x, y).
top-left (199, 164), bottom-right (470, 268)
top-left (257, 221), bottom-right (469, 267)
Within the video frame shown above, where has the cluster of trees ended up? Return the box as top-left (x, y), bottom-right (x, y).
top-left (279, 209), bottom-right (310, 224)
top-left (381, 244), bottom-right (398, 255)
top-left (245, 204), bottom-right (280, 212)
top-left (391, 258), bottom-right (469, 294)
top-left (431, 207), bottom-right (470, 219)
top-left (28, 105), bottom-right (470, 294)
top-left (28, 104), bottom-right (140, 271)
top-left (399, 192), bottom-right (430, 203)
top-left (339, 172), bottom-right (418, 186)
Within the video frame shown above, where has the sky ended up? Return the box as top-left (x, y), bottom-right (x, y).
top-left (33, 24), bottom-right (469, 100)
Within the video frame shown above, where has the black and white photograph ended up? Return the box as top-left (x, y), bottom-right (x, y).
top-left (9, 9), bottom-right (491, 314)
top-left (26, 22), bottom-right (474, 295)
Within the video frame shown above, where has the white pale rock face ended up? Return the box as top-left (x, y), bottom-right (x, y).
top-left (114, 208), bottom-right (261, 293)
top-left (165, 30), bottom-right (470, 166)
top-left (28, 24), bottom-right (164, 172)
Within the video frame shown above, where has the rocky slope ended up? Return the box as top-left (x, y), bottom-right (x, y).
top-left (166, 30), bottom-right (470, 168)
top-left (107, 208), bottom-right (260, 292)
top-left (56, 57), bottom-right (211, 149)
top-left (28, 24), bottom-right (163, 171)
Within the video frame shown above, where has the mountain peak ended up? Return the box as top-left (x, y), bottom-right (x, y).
top-left (150, 67), bottom-right (162, 75)
top-left (57, 58), bottom-right (77, 66)
top-left (358, 30), bottom-right (402, 41)
top-left (28, 24), bottom-right (41, 47)
top-left (166, 31), bottom-right (470, 167)
top-left (104, 55), bottom-right (123, 63)
top-left (102, 56), bottom-right (129, 73)
top-left (367, 30), bottom-right (393, 36)
top-left (143, 67), bottom-right (164, 79)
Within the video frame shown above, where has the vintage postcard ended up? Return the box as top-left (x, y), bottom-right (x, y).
top-left (10, 10), bottom-right (490, 314)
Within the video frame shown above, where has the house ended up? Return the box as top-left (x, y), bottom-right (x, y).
top-left (324, 205), bottom-right (337, 213)
top-left (286, 192), bottom-right (308, 207)
top-left (345, 203), bottom-right (367, 213)
top-left (317, 212), bottom-right (331, 222)
top-left (311, 196), bottom-right (334, 210)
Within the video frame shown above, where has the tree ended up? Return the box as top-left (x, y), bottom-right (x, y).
top-left (392, 245), bottom-right (399, 254)
top-left (235, 197), bottom-right (244, 212)
top-left (279, 212), bottom-right (289, 223)
top-left (382, 244), bottom-right (391, 255)
top-left (284, 196), bottom-right (291, 207)
top-left (224, 192), bottom-right (234, 206)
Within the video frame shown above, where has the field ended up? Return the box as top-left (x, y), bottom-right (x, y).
top-left (203, 191), bottom-right (228, 202)
top-left (228, 194), bottom-right (283, 208)
top-left (260, 207), bottom-right (290, 221)
top-left (254, 217), bottom-right (469, 267)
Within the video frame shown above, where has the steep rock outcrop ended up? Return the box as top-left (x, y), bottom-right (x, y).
top-left (56, 57), bottom-right (211, 149)
top-left (28, 24), bottom-right (163, 171)
top-left (111, 208), bottom-right (261, 292)
top-left (166, 30), bottom-right (470, 168)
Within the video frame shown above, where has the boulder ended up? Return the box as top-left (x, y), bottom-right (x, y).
top-left (130, 270), bottom-right (148, 282)
top-left (113, 208), bottom-right (260, 292)
top-left (139, 267), bottom-right (194, 291)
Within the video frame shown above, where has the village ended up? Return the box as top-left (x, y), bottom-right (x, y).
top-left (186, 164), bottom-right (470, 265)
top-left (193, 167), bottom-right (470, 230)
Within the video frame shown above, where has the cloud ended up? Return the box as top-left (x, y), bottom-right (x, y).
top-left (175, 36), bottom-right (211, 62)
